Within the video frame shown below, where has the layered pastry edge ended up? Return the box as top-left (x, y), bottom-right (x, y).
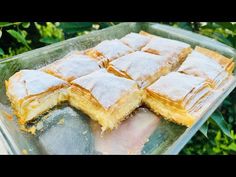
top-left (107, 51), bottom-right (173, 88)
top-left (69, 84), bottom-right (142, 132)
top-left (5, 70), bottom-right (69, 124)
top-left (40, 51), bottom-right (101, 83)
top-left (143, 72), bottom-right (212, 127)
top-left (4, 31), bottom-right (235, 131)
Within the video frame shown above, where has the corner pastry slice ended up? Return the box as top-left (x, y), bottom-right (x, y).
top-left (69, 69), bottom-right (142, 131)
top-left (120, 32), bottom-right (151, 51)
top-left (141, 36), bottom-right (192, 69)
top-left (107, 51), bottom-right (172, 88)
top-left (178, 50), bottom-right (230, 88)
top-left (195, 46), bottom-right (235, 74)
top-left (5, 70), bottom-right (69, 124)
top-left (41, 51), bottom-right (100, 82)
top-left (144, 72), bottom-right (212, 127)
top-left (85, 39), bottom-right (134, 67)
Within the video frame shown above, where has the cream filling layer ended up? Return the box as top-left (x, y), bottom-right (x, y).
top-left (16, 88), bottom-right (68, 123)
top-left (68, 86), bottom-right (142, 131)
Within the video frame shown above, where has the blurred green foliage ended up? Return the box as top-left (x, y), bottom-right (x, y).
top-left (0, 22), bottom-right (117, 58)
top-left (0, 22), bottom-right (236, 154)
top-left (168, 22), bottom-right (236, 155)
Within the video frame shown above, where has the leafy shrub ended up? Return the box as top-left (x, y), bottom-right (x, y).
top-left (0, 22), bottom-right (116, 59)
top-left (35, 22), bottom-right (64, 44)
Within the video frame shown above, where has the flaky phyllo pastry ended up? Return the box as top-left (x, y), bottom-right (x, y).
top-left (120, 32), bottom-right (151, 51)
top-left (195, 46), bottom-right (235, 74)
top-left (69, 69), bottom-right (142, 131)
top-left (107, 51), bottom-right (172, 88)
top-left (178, 49), bottom-right (232, 88)
top-left (144, 72), bottom-right (212, 127)
top-left (41, 51), bottom-right (101, 82)
top-left (4, 31), bottom-right (235, 131)
top-left (5, 70), bottom-right (69, 124)
top-left (141, 36), bottom-right (192, 69)
top-left (85, 39), bottom-right (133, 67)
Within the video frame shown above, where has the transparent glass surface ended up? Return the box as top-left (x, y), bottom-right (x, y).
top-left (0, 22), bottom-right (235, 154)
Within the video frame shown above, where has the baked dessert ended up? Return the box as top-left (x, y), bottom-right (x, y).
top-left (139, 31), bottom-right (157, 38)
top-left (85, 39), bottom-right (134, 67)
top-left (107, 51), bottom-right (172, 88)
top-left (68, 69), bottom-right (142, 131)
top-left (120, 32), bottom-right (151, 51)
top-left (5, 70), bottom-right (69, 124)
top-left (141, 36), bottom-right (192, 69)
top-left (41, 51), bottom-right (101, 82)
top-left (178, 50), bottom-right (230, 88)
top-left (143, 72), bottom-right (211, 127)
top-left (195, 46), bottom-right (235, 74)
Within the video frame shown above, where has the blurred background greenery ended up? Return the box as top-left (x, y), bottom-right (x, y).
top-left (0, 22), bottom-right (236, 155)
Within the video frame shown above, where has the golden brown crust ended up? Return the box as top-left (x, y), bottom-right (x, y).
top-left (69, 82), bottom-right (142, 131)
top-left (84, 49), bottom-right (109, 68)
top-left (107, 51), bottom-right (174, 88)
top-left (178, 47), bottom-right (193, 65)
top-left (41, 52), bottom-right (100, 82)
top-left (71, 69), bottom-right (139, 109)
top-left (69, 85), bottom-right (103, 109)
top-left (143, 72), bottom-right (212, 127)
top-left (84, 40), bottom-right (133, 68)
top-left (195, 46), bottom-right (235, 74)
top-left (178, 50), bottom-right (229, 89)
top-left (107, 65), bottom-right (133, 80)
top-left (141, 37), bottom-right (192, 71)
top-left (5, 70), bottom-right (69, 124)
top-left (84, 49), bottom-right (104, 61)
top-left (144, 90), bottom-right (195, 127)
top-left (139, 31), bottom-right (158, 38)
top-left (44, 69), bottom-right (76, 82)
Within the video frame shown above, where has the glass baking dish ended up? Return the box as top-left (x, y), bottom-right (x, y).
top-left (0, 22), bottom-right (235, 155)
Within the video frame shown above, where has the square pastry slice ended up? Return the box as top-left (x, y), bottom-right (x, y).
top-left (143, 72), bottom-right (211, 127)
top-left (195, 46), bottom-right (235, 74)
top-left (141, 36), bottom-right (192, 69)
top-left (5, 70), bottom-right (69, 124)
top-left (120, 32), bottom-right (151, 51)
top-left (107, 51), bottom-right (172, 88)
top-left (69, 69), bottom-right (142, 131)
top-left (178, 50), bottom-right (230, 88)
top-left (85, 39), bottom-right (134, 67)
top-left (41, 51), bottom-right (100, 82)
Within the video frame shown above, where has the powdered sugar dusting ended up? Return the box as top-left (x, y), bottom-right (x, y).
top-left (72, 69), bottom-right (138, 109)
top-left (110, 51), bottom-right (171, 88)
top-left (42, 52), bottom-right (100, 81)
top-left (94, 39), bottom-right (133, 61)
top-left (178, 51), bottom-right (228, 86)
top-left (7, 70), bottom-right (67, 101)
top-left (142, 37), bottom-right (190, 56)
top-left (148, 72), bottom-right (206, 102)
top-left (120, 32), bottom-right (151, 50)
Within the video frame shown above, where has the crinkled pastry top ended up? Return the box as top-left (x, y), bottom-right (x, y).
top-left (94, 39), bottom-right (133, 60)
top-left (6, 70), bottom-right (68, 101)
top-left (120, 32), bottom-right (151, 50)
top-left (178, 51), bottom-right (227, 81)
top-left (42, 52), bottom-right (100, 81)
top-left (110, 51), bottom-right (170, 87)
top-left (147, 72), bottom-right (207, 102)
top-left (142, 37), bottom-right (190, 56)
top-left (71, 69), bottom-right (138, 109)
